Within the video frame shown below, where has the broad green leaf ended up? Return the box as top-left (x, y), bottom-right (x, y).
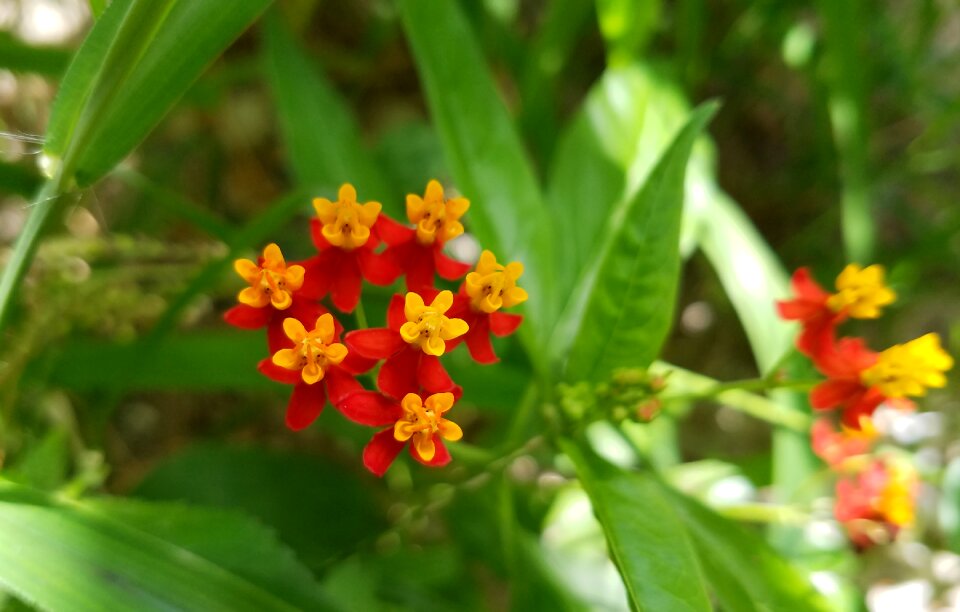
top-left (563, 441), bottom-right (712, 612)
top-left (44, 332), bottom-right (271, 391)
top-left (546, 64), bottom-right (691, 303)
top-left (399, 0), bottom-right (556, 357)
top-left (44, 0), bottom-right (274, 185)
top-left (0, 32), bottom-right (71, 76)
top-left (134, 444), bottom-right (384, 571)
top-left (87, 498), bottom-right (337, 611)
top-left (0, 479), bottom-right (315, 611)
top-left (663, 485), bottom-right (832, 612)
top-left (562, 102), bottom-right (717, 381)
top-left (261, 10), bottom-right (397, 215)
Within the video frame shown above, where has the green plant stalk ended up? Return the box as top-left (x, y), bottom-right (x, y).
top-left (0, 177), bottom-right (69, 330)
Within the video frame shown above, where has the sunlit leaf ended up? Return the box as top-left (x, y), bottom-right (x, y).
top-left (561, 102), bottom-right (717, 381)
top-left (563, 440), bottom-right (712, 612)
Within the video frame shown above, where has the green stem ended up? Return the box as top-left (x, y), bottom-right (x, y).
top-left (0, 176), bottom-right (69, 331)
top-left (354, 299), bottom-right (368, 329)
top-left (660, 377), bottom-right (819, 404)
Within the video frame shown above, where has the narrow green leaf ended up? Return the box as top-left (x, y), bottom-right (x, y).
top-left (663, 485), bottom-right (832, 612)
top-left (45, 0), bottom-right (274, 185)
top-left (0, 178), bottom-right (68, 329)
top-left (0, 160), bottom-right (42, 197)
top-left (261, 10), bottom-right (396, 214)
top-left (562, 102), bottom-right (717, 381)
top-left (0, 32), bottom-right (71, 76)
top-left (87, 498), bottom-right (337, 611)
top-left (0, 479), bottom-right (309, 611)
top-left (399, 0), bottom-right (556, 357)
top-left (686, 178), bottom-right (794, 372)
top-left (563, 440), bottom-right (712, 612)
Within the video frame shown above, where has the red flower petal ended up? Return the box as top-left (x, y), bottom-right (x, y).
top-left (792, 267), bottom-right (830, 302)
top-left (358, 249), bottom-right (401, 286)
top-left (257, 357), bottom-right (301, 385)
top-left (404, 244), bottom-right (436, 292)
top-left (345, 328), bottom-right (406, 359)
top-left (375, 215), bottom-right (414, 246)
top-left (363, 428), bottom-right (406, 477)
top-left (465, 322), bottom-right (498, 364)
top-left (434, 248), bottom-right (471, 281)
top-left (267, 315), bottom-right (292, 355)
top-left (224, 304), bottom-right (270, 329)
top-left (810, 380), bottom-right (863, 410)
top-left (387, 294), bottom-right (407, 331)
top-left (410, 436), bottom-right (452, 467)
top-left (338, 391), bottom-right (403, 426)
top-left (378, 348), bottom-right (420, 400)
top-left (299, 252), bottom-right (335, 301)
top-left (330, 256), bottom-right (363, 313)
top-left (286, 382), bottom-right (327, 431)
top-left (325, 366), bottom-right (363, 406)
top-left (489, 311), bottom-right (523, 337)
top-left (841, 388), bottom-right (885, 429)
top-left (340, 349), bottom-right (377, 375)
top-left (418, 354), bottom-right (455, 393)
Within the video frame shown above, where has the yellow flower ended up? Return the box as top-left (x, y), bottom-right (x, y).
top-left (393, 392), bottom-right (463, 461)
top-left (861, 333), bottom-right (953, 398)
top-left (464, 250), bottom-right (528, 314)
top-left (406, 180), bottom-right (469, 246)
top-left (234, 243), bottom-right (304, 310)
top-left (876, 460), bottom-right (916, 528)
top-left (399, 290), bottom-right (469, 356)
top-left (313, 183), bottom-right (382, 250)
top-left (272, 314), bottom-right (348, 385)
top-left (826, 264), bottom-right (896, 318)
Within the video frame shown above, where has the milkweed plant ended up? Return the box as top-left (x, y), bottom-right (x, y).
top-left (0, 1), bottom-right (956, 611)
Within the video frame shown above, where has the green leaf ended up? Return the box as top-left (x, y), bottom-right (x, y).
top-left (399, 0), bottom-right (556, 357)
top-left (545, 64), bottom-right (691, 303)
top-left (561, 102), bottom-right (717, 381)
top-left (261, 10), bottom-right (396, 214)
top-left (86, 498), bottom-right (337, 611)
top-left (44, 332), bottom-right (272, 391)
top-left (663, 485), bottom-right (832, 612)
top-left (0, 479), bottom-right (321, 611)
top-left (0, 32), bottom-right (71, 76)
top-left (44, 0), bottom-right (274, 185)
top-left (0, 160), bottom-right (42, 197)
top-left (134, 444), bottom-right (385, 571)
top-left (562, 440), bottom-right (712, 612)
top-left (596, 0), bottom-right (662, 64)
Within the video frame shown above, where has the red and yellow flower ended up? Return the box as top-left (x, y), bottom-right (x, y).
top-left (345, 290), bottom-right (468, 399)
top-left (258, 313), bottom-right (371, 431)
top-left (300, 184), bottom-right (401, 312)
top-left (379, 180), bottom-right (472, 291)
top-left (447, 250), bottom-right (526, 363)
top-left (810, 333), bottom-right (952, 428)
top-left (777, 264), bottom-right (895, 358)
top-left (224, 243), bottom-right (324, 352)
top-left (339, 390), bottom-right (463, 476)
top-left (834, 457), bottom-right (917, 549)
top-left (811, 417), bottom-right (877, 470)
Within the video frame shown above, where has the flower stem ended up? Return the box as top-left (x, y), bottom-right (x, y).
top-left (354, 300), bottom-right (368, 329)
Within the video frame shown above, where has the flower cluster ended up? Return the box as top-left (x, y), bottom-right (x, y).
top-left (778, 264), bottom-right (952, 428)
top-left (779, 264), bottom-right (951, 547)
top-left (225, 181), bottom-right (527, 477)
top-left (811, 418), bottom-right (918, 548)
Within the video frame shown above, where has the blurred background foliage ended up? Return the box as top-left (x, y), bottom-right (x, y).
top-left (0, 0), bottom-right (958, 610)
